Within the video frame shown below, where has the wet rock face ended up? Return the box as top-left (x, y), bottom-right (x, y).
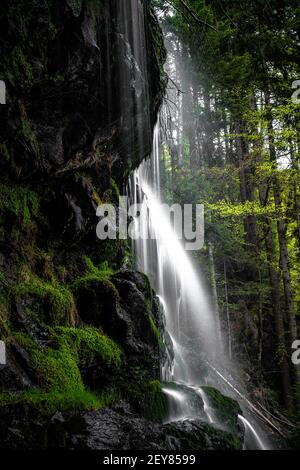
top-left (0, 343), bottom-right (35, 392)
top-left (0, 0), bottom-right (166, 186)
top-left (0, 401), bottom-right (243, 450)
top-left (0, 1), bottom-right (167, 256)
top-left (74, 405), bottom-right (242, 450)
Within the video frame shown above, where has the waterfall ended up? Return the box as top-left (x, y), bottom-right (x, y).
top-left (128, 132), bottom-right (220, 384)
top-left (127, 122), bottom-right (271, 450)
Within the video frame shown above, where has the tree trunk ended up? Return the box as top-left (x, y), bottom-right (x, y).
top-left (224, 260), bottom-right (232, 360)
top-left (290, 143), bottom-right (300, 251)
top-left (208, 241), bottom-right (222, 349)
top-left (264, 90), bottom-right (300, 386)
top-left (235, 119), bottom-right (258, 250)
top-left (203, 86), bottom-right (214, 165)
top-left (262, 214), bottom-right (293, 409)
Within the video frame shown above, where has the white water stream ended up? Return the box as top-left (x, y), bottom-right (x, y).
top-left (128, 123), bottom-right (270, 450)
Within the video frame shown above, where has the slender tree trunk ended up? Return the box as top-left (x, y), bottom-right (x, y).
top-left (255, 109), bottom-right (293, 408)
top-left (261, 214), bottom-right (293, 408)
top-left (203, 85), bottom-right (214, 165)
top-left (265, 90), bottom-right (300, 386)
top-left (224, 260), bottom-right (232, 360)
top-left (257, 268), bottom-right (263, 375)
top-left (290, 143), bottom-right (300, 250)
top-left (180, 45), bottom-right (197, 169)
top-left (192, 82), bottom-right (201, 167)
top-left (208, 241), bottom-right (222, 348)
top-left (236, 119), bottom-right (258, 250)
top-left (225, 121), bottom-right (230, 164)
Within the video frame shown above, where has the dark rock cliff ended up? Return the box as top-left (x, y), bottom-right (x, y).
top-left (0, 0), bottom-right (243, 450)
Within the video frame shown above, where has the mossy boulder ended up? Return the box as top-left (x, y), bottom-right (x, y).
top-left (164, 419), bottom-right (242, 450)
top-left (201, 386), bottom-right (242, 435)
top-left (14, 276), bottom-right (77, 326)
top-left (0, 268), bottom-right (165, 419)
top-left (73, 270), bottom-right (163, 383)
top-left (126, 380), bottom-right (168, 423)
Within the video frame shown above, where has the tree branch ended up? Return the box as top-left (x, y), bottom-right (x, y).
top-left (175, 0), bottom-right (218, 32)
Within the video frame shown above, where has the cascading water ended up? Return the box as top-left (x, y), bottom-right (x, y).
top-left (129, 132), bottom-right (219, 380)
top-left (238, 415), bottom-right (266, 451)
top-left (128, 122), bottom-right (271, 450)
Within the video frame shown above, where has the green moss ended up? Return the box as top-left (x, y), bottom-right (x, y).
top-left (2, 322), bottom-right (122, 414)
top-left (13, 331), bottom-right (82, 392)
top-left (0, 389), bottom-right (119, 415)
top-left (55, 326), bottom-right (122, 368)
top-left (14, 274), bottom-right (74, 325)
top-left (12, 332), bottom-right (36, 350)
top-left (97, 238), bottom-right (127, 267)
top-left (142, 380), bottom-right (168, 422)
top-left (0, 183), bottom-right (39, 225)
top-left (72, 257), bottom-right (115, 289)
top-left (10, 47), bottom-right (34, 86)
top-left (0, 294), bottom-right (10, 338)
top-left (201, 386), bottom-right (242, 432)
top-left (110, 178), bottom-right (120, 199)
top-left (102, 178), bottom-right (120, 204)
top-left (5, 325), bottom-right (122, 413)
top-left (0, 274), bottom-right (11, 337)
top-left (19, 115), bottom-right (40, 157)
top-left (148, 315), bottom-right (163, 348)
top-left (122, 379), bottom-right (168, 423)
top-left (91, 190), bottom-right (102, 207)
top-left (0, 271), bottom-right (6, 286)
top-left (166, 420), bottom-right (242, 450)
top-left (13, 326), bottom-right (122, 394)
top-left (0, 143), bottom-right (11, 162)
top-left (37, 344), bottom-right (82, 392)
top-left (84, 256), bottom-right (114, 278)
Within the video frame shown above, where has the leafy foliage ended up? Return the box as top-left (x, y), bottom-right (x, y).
top-left (158, 0), bottom-right (300, 417)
